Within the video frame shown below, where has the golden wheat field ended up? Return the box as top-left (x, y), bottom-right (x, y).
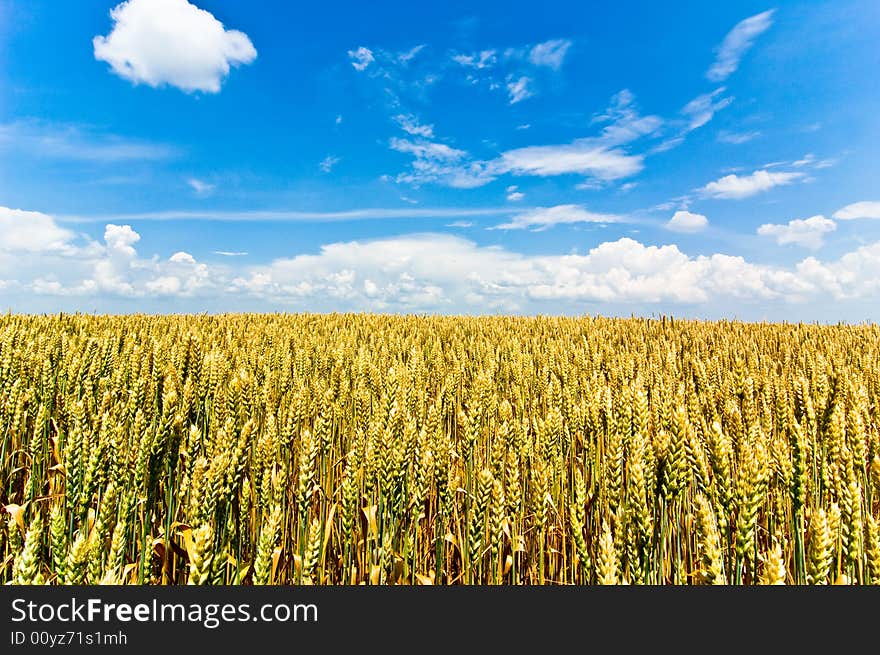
top-left (1, 313), bottom-right (879, 586)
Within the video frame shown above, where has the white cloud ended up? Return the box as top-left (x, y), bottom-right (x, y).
top-left (506, 185), bottom-right (525, 201)
top-left (493, 204), bottom-right (621, 231)
top-left (93, 0), bottom-right (257, 93)
top-left (682, 88), bottom-right (733, 130)
top-left (227, 233), bottom-right (829, 310)
top-left (348, 46), bottom-right (374, 71)
top-left (5, 207), bottom-right (880, 314)
top-left (758, 215), bottom-right (836, 250)
top-left (452, 50), bottom-right (497, 69)
top-left (506, 76), bottom-right (534, 104)
top-left (397, 44), bottom-right (426, 63)
top-left (717, 130), bottom-right (760, 144)
top-left (170, 251), bottom-right (196, 264)
top-left (394, 114), bottom-right (434, 138)
top-left (104, 224), bottom-right (141, 257)
top-left (187, 178), bottom-right (215, 195)
top-left (390, 138), bottom-right (465, 160)
top-left (497, 91), bottom-right (660, 182)
top-left (145, 275), bottom-right (182, 295)
top-left (528, 39), bottom-right (572, 70)
top-left (446, 221), bottom-right (473, 228)
top-left (0, 207), bottom-right (75, 253)
top-left (319, 155), bottom-right (341, 173)
top-left (499, 142), bottom-right (643, 180)
top-left (833, 201), bottom-right (880, 220)
top-left (591, 90), bottom-right (663, 144)
top-left (390, 90), bottom-right (662, 189)
top-left (666, 210), bottom-right (709, 233)
top-left (213, 250), bottom-right (248, 257)
top-left (789, 153), bottom-right (835, 169)
top-left (390, 138), bottom-right (495, 188)
top-left (701, 169), bottom-right (805, 199)
top-left (707, 10), bottom-right (775, 82)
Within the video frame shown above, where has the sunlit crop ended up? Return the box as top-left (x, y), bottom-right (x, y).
top-left (2, 313), bottom-right (878, 584)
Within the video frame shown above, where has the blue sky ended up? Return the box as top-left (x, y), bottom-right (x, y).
top-left (1, 0), bottom-right (879, 319)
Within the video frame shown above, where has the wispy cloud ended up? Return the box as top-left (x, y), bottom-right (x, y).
top-left (213, 250), bottom-right (248, 257)
top-left (187, 178), bottom-right (215, 196)
top-left (388, 90), bottom-right (663, 189)
top-left (397, 44), bottom-right (426, 63)
top-left (717, 130), bottom-right (761, 144)
top-left (506, 76), bottom-right (533, 104)
top-left (499, 90), bottom-right (661, 182)
top-left (319, 155), bottom-right (341, 173)
top-left (528, 39), bottom-right (572, 70)
top-left (452, 49), bottom-right (497, 69)
top-left (492, 204), bottom-right (621, 231)
top-left (0, 121), bottom-right (177, 162)
top-left (707, 10), bottom-right (775, 82)
top-left (682, 88), bottom-right (733, 130)
top-left (394, 114), bottom-right (434, 138)
top-left (792, 153), bottom-right (835, 168)
top-left (56, 207), bottom-right (520, 223)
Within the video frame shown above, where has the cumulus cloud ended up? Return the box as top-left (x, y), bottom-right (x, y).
top-left (758, 215), bottom-right (836, 250)
top-left (0, 207), bottom-right (75, 253)
top-left (701, 169), bottom-right (805, 199)
top-left (93, 0), bottom-right (257, 93)
top-left (228, 233), bottom-right (875, 311)
top-left (4, 207), bottom-right (880, 315)
top-left (833, 201), bottom-right (880, 220)
top-left (528, 39), bottom-right (572, 69)
top-left (104, 224), bottom-right (141, 257)
top-left (348, 46), bottom-right (375, 71)
top-left (666, 210), bottom-right (709, 233)
top-left (707, 10), bottom-right (775, 82)
top-left (493, 204), bottom-right (621, 231)
top-left (0, 213), bottom-right (214, 301)
top-left (170, 251), bottom-right (196, 264)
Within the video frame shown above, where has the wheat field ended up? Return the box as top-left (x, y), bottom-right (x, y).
top-left (1, 313), bottom-right (879, 585)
